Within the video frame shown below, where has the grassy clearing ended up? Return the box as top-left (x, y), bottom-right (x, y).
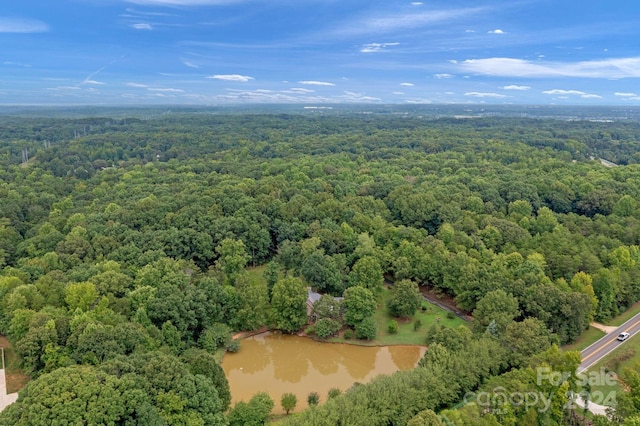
top-left (0, 335), bottom-right (30, 394)
top-left (245, 264), bottom-right (268, 283)
top-left (607, 301), bottom-right (640, 327)
top-left (245, 266), bottom-right (466, 346)
top-left (562, 326), bottom-right (606, 352)
top-left (329, 286), bottom-right (466, 346)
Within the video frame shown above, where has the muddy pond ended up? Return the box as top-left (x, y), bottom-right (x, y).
top-left (222, 332), bottom-right (426, 413)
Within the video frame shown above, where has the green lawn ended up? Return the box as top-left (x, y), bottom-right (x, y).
top-left (607, 301), bottom-right (640, 327)
top-left (562, 326), bottom-right (606, 352)
top-left (245, 267), bottom-right (467, 346)
top-left (245, 264), bottom-right (268, 283)
top-left (330, 286), bottom-right (466, 346)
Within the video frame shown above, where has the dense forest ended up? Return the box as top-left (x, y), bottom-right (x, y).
top-left (1, 108), bottom-right (640, 425)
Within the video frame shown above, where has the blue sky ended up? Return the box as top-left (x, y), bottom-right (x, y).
top-left (1, 0), bottom-right (639, 105)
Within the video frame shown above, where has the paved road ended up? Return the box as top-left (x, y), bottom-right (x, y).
top-left (579, 312), bottom-right (640, 373)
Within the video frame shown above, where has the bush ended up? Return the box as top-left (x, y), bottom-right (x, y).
top-left (315, 318), bottom-right (342, 339)
top-left (343, 329), bottom-right (354, 340)
top-left (388, 320), bottom-right (398, 334)
top-left (224, 338), bottom-right (240, 353)
top-left (199, 323), bottom-right (232, 353)
top-left (446, 311), bottom-right (456, 320)
top-left (413, 319), bottom-right (422, 331)
top-left (355, 316), bottom-right (377, 340)
top-left (307, 392), bottom-right (320, 406)
top-left (327, 388), bottom-right (341, 399)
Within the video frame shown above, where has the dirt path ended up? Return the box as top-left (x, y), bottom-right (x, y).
top-left (590, 322), bottom-right (619, 334)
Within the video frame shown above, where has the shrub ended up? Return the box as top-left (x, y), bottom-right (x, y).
top-left (307, 392), bottom-right (320, 406)
top-left (327, 388), bottom-right (341, 400)
top-left (343, 329), bottom-right (354, 340)
top-left (355, 316), bottom-right (377, 340)
top-left (224, 338), bottom-right (240, 353)
top-left (388, 320), bottom-right (398, 334)
top-left (446, 311), bottom-right (456, 320)
top-left (413, 319), bottom-right (422, 331)
top-left (315, 318), bottom-right (342, 339)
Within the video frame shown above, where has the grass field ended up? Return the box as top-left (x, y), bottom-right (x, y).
top-left (245, 267), bottom-right (467, 346)
top-left (329, 286), bottom-right (466, 346)
top-left (562, 326), bottom-right (606, 352)
top-left (607, 301), bottom-right (640, 327)
top-left (0, 335), bottom-right (30, 394)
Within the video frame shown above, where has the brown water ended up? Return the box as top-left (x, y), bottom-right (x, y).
top-left (222, 333), bottom-right (426, 413)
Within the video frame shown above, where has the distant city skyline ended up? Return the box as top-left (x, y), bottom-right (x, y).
top-left (1, 0), bottom-right (639, 105)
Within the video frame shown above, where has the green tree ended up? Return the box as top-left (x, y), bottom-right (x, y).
top-left (343, 286), bottom-right (376, 327)
top-left (263, 260), bottom-right (280, 298)
top-left (355, 316), bottom-right (377, 340)
top-left (65, 281), bottom-right (98, 312)
top-left (349, 256), bottom-right (384, 292)
top-left (229, 392), bottom-right (274, 426)
top-left (387, 279), bottom-right (422, 318)
top-left (271, 277), bottom-right (308, 333)
top-left (281, 393), bottom-right (297, 415)
top-left (311, 294), bottom-right (342, 322)
top-left (407, 409), bottom-right (444, 426)
top-left (472, 289), bottom-right (520, 334)
top-left (215, 238), bottom-right (250, 285)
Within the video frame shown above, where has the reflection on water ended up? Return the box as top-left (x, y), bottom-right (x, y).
top-left (222, 333), bottom-right (425, 413)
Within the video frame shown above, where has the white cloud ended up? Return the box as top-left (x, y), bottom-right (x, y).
top-left (298, 80), bottom-right (335, 86)
top-left (0, 18), bottom-right (48, 33)
top-left (615, 92), bottom-right (638, 97)
top-left (542, 89), bottom-right (601, 99)
top-left (182, 60), bottom-right (199, 69)
top-left (465, 29), bottom-right (475, 33)
top-left (392, 91), bottom-right (405, 95)
top-left (411, 2), bottom-right (423, 5)
top-left (542, 89), bottom-right (586, 95)
top-left (400, 82), bottom-right (414, 86)
top-left (126, 82), bottom-right (148, 88)
top-left (46, 86), bottom-right (82, 91)
top-left (360, 42), bottom-right (399, 53)
top-left (488, 29), bottom-right (505, 34)
top-left (287, 88), bottom-right (315, 93)
top-left (460, 57), bottom-right (640, 78)
top-left (147, 87), bottom-right (184, 92)
top-left (83, 80), bottom-right (106, 85)
top-left (464, 92), bottom-right (507, 98)
top-left (131, 23), bottom-right (152, 30)
top-left (207, 74), bottom-right (254, 82)
top-left (404, 98), bottom-right (432, 104)
top-left (434, 73), bottom-right (452, 79)
top-left (3, 61), bottom-right (31, 67)
top-left (502, 85), bottom-right (531, 90)
top-left (332, 7), bottom-right (484, 37)
top-left (340, 91), bottom-right (381, 102)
